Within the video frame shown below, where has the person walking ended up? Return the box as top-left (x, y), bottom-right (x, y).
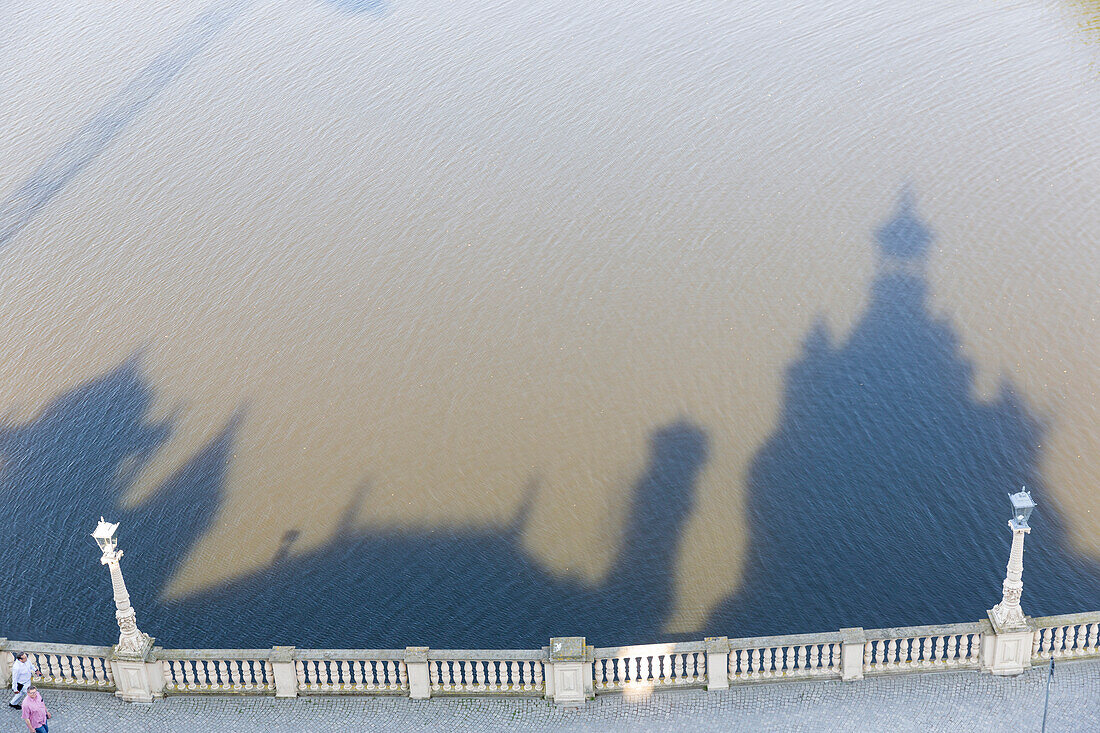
top-left (9, 653), bottom-right (37, 707)
top-left (19, 687), bottom-right (50, 733)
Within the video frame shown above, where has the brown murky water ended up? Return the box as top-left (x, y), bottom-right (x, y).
top-left (1, 0), bottom-right (1097, 640)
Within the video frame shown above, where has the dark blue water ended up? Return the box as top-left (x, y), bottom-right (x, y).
top-left (2, 196), bottom-right (1097, 650)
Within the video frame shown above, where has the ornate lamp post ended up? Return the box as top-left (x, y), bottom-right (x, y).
top-left (989, 489), bottom-right (1036, 630)
top-left (92, 518), bottom-right (152, 655)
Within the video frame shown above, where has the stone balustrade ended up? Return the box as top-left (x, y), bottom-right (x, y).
top-left (1030, 612), bottom-right (1100, 663)
top-left (591, 641), bottom-right (707, 692)
top-left (159, 649), bottom-right (275, 694)
top-left (4, 610), bottom-right (1100, 706)
top-left (294, 649), bottom-right (407, 694)
top-left (727, 631), bottom-right (844, 683)
top-left (427, 650), bottom-right (544, 695)
top-left (0, 641), bottom-right (115, 691)
top-left (862, 622), bottom-right (984, 675)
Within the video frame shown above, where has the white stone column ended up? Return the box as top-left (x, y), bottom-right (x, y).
top-left (271, 646), bottom-right (298, 698)
top-left (990, 523), bottom-right (1030, 630)
top-left (705, 637), bottom-right (730, 691)
top-left (103, 551), bottom-right (151, 656)
top-left (985, 520), bottom-right (1034, 676)
top-left (405, 647), bottom-right (431, 700)
top-left (545, 637), bottom-right (588, 705)
top-left (839, 628), bottom-right (866, 681)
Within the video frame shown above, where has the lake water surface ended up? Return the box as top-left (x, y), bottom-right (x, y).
top-left (1, 0), bottom-right (1098, 648)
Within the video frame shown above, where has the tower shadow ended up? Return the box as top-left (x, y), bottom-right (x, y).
top-left (706, 191), bottom-right (1100, 638)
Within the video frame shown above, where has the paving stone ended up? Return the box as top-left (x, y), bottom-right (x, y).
top-left (18, 658), bottom-right (1099, 732)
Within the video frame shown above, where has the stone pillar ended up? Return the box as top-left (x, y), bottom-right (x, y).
top-left (545, 637), bottom-right (588, 706)
top-left (405, 647), bottom-right (431, 700)
top-left (839, 628), bottom-right (866, 681)
top-left (0, 640), bottom-right (11, 690)
top-left (990, 523), bottom-right (1030, 630)
top-left (705, 637), bottom-right (730, 691)
top-left (271, 646), bottom-right (298, 698)
top-left (985, 520), bottom-right (1034, 676)
top-left (109, 641), bottom-right (160, 703)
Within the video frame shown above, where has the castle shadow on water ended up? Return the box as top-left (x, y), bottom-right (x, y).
top-left (2, 189), bottom-right (1097, 649)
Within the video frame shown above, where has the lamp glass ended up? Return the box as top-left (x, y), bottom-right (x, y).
top-left (92, 518), bottom-right (119, 553)
top-left (1008, 490), bottom-right (1035, 528)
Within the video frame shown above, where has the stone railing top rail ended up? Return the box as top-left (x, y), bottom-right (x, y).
top-left (591, 640), bottom-right (708, 658)
top-left (1029, 611), bottom-right (1100, 628)
top-left (428, 649), bottom-right (546, 661)
top-left (861, 621), bottom-right (985, 640)
top-left (157, 648), bottom-right (279, 660)
top-left (0, 639), bottom-right (114, 657)
top-left (292, 648), bottom-right (407, 661)
top-left (724, 631), bottom-right (842, 650)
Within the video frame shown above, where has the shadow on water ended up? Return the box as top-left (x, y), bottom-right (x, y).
top-left (705, 191), bottom-right (1100, 637)
top-left (0, 0), bottom-right (388, 251)
top-left (4, 188), bottom-right (1098, 650)
top-left (158, 421), bottom-right (708, 649)
top-left (0, 356), bottom-right (238, 645)
top-left (0, 356), bottom-right (706, 647)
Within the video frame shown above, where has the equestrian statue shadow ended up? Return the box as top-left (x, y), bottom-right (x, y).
top-left (0, 358), bottom-right (707, 648)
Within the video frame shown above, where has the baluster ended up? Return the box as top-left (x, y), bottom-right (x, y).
top-left (179, 659), bottom-right (193, 689)
top-left (531, 661), bottom-right (541, 690)
top-left (294, 660), bottom-right (305, 690)
top-left (1088, 623), bottom-right (1099, 653)
top-left (428, 660), bottom-right (439, 689)
top-left (746, 649), bottom-right (758, 680)
top-left (1054, 627), bottom-right (1065, 657)
top-left (507, 660), bottom-right (517, 691)
top-left (1033, 628), bottom-right (1045, 658)
top-left (1068, 625), bottom-right (1080, 655)
top-left (211, 661), bottom-right (223, 689)
top-left (482, 661), bottom-right (492, 691)
top-left (689, 651), bottom-right (698, 681)
top-left (761, 648), bottom-right (772, 677)
top-left (76, 657), bottom-right (89, 684)
top-left (227, 660), bottom-right (241, 689)
top-left (355, 660), bottom-right (367, 688)
top-left (779, 647), bottom-right (789, 674)
top-left (946, 635), bottom-right (958, 665)
top-left (871, 640), bottom-right (881, 668)
top-left (388, 660), bottom-right (399, 690)
top-left (932, 637), bottom-right (943, 665)
top-left (87, 658), bottom-right (97, 685)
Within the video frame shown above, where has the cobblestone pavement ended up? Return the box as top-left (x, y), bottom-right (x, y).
top-left (14, 659), bottom-right (1100, 732)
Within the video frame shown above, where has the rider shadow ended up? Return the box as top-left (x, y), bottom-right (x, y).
top-left (158, 420), bottom-right (708, 649)
top-left (706, 192), bottom-right (1100, 638)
